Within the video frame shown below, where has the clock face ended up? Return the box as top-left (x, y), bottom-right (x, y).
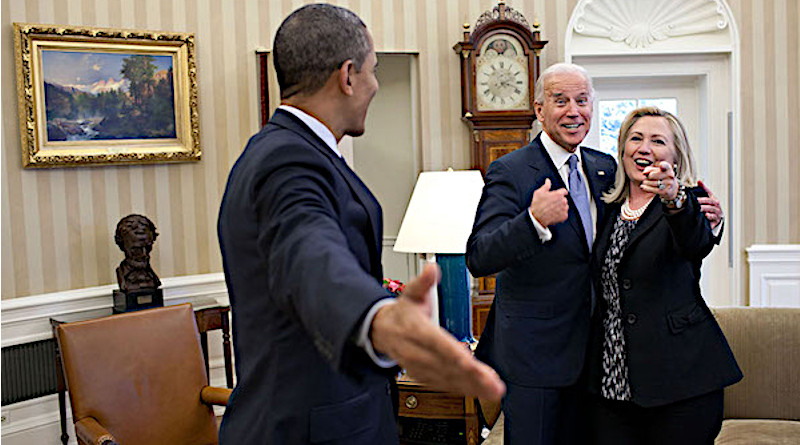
top-left (475, 35), bottom-right (530, 111)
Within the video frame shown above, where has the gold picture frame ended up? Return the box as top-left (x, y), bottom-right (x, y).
top-left (13, 23), bottom-right (200, 168)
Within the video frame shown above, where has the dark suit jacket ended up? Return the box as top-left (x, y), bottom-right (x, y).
top-left (467, 135), bottom-right (616, 388)
top-left (217, 109), bottom-right (398, 444)
top-left (586, 187), bottom-right (742, 407)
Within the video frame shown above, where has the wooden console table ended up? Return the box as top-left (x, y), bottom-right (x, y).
top-left (397, 374), bottom-right (481, 445)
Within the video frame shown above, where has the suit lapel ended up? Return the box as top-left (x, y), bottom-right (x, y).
top-left (595, 198), bottom-right (662, 263)
top-left (270, 110), bottom-right (383, 267)
top-left (335, 158), bottom-right (384, 259)
top-left (626, 198), bottom-right (662, 250)
top-left (527, 138), bottom-right (587, 251)
top-left (527, 137), bottom-right (567, 190)
top-left (581, 148), bottom-right (613, 231)
top-left (595, 203), bottom-right (620, 264)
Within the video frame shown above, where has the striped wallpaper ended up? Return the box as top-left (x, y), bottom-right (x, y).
top-left (1, 0), bottom-right (798, 299)
top-left (732, 0), bottom-right (800, 251)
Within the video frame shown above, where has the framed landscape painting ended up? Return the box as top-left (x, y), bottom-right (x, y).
top-left (13, 23), bottom-right (200, 168)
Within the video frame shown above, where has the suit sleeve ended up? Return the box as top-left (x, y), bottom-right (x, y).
top-left (466, 160), bottom-right (543, 277)
top-left (251, 145), bottom-right (388, 372)
top-left (663, 187), bottom-right (716, 262)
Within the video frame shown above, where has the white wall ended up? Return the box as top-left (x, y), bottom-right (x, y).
top-left (353, 53), bottom-right (420, 283)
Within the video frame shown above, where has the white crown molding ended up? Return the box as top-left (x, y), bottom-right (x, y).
top-left (1, 273), bottom-right (228, 347)
top-left (572, 0), bottom-right (728, 49)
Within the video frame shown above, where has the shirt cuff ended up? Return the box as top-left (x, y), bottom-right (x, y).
top-left (712, 218), bottom-right (724, 238)
top-left (357, 298), bottom-right (398, 368)
top-left (529, 208), bottom-right (553, 242)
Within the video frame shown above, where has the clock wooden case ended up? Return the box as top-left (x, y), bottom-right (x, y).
top-left (454, 2), bottom-right (547, 337)
top-left (453, 2), bottom-right (547, 175)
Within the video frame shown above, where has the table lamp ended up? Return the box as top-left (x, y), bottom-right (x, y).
top-left (393, 169), bottom-right (485, 343)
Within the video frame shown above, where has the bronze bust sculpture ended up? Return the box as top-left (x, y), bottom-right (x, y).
top-left (114, 214), bottom-right (161, 295)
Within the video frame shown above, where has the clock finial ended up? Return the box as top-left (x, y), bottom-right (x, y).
top-left (476, 2), bottom-right (532, 31)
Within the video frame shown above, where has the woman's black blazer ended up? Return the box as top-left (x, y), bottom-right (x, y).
top-left (586, 187), bottom-right (742, 407)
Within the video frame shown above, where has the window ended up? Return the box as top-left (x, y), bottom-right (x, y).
top-left (597, 98), bottom-right (677, 156)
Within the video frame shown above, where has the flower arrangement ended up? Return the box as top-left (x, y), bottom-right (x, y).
top-left (382, 278), bottom-right (405, 297)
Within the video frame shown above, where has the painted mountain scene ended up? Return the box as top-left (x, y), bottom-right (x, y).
top-left (42, 50), bottom-right (176, 141)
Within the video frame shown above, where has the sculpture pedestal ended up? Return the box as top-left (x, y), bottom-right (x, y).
top-left (112, 288), bottom-right (163, 314)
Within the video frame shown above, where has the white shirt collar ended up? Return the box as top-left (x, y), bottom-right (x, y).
top-left (278, 105), bottom-right (342, 159)
top-left (540, 130), bottom-right (583, 171)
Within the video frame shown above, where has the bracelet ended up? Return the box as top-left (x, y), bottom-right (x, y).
top-left (661, 184), bottom-right (687, 209)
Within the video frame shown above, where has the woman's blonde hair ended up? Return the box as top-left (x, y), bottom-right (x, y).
top-left (603, 106), bottom-right (698, 204)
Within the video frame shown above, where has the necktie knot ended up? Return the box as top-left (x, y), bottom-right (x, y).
top-left (568, 154), bottom-right (579, 172)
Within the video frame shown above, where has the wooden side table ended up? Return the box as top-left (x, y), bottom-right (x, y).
top-left (194, 305), bottom-right (234, 389)
top-left (397, 374), bottom-right (481, 445)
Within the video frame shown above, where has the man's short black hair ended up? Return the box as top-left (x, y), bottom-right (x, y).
top-left (273, 4), bottom-right (371, 99)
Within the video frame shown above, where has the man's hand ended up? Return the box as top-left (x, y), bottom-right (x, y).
top-left (371, 264), bottom-right (506, 402)
top-left (697, 180), bottom-right (723, 230)
top-left (529, 178), bottom-right (569, 227)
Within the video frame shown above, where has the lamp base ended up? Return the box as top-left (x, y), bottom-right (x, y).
top-left (436, 254), bottom-right (475, 343)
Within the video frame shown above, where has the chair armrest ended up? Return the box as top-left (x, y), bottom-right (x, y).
top-left (75, 417), bottom-right (118, 445)
top-left (201, 386), bottom-right (233, 406)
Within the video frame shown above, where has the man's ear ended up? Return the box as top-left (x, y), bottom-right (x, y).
top-left (338, 59), bottom-right (354, 96)
top-left (534, 101), bottom-right (544, 121)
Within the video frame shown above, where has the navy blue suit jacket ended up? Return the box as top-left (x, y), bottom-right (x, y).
top-left (217, 109), bottom-right (398, 444)
top-left (467, 135), bottom-right (616, 388)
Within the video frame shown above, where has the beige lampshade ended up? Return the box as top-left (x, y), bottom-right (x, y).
top-left (393, 170), bottom-right (485, 254)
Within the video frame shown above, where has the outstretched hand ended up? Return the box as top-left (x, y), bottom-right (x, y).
top-left (370, 263), bottom-right (506, 401)
top-left (642, 161), bottom-right (678, 200)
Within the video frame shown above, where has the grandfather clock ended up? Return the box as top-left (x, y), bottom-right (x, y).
top-left (454, 2), bottom-right (547, 337)
top-left (454, 2), bottom-right (547, 173)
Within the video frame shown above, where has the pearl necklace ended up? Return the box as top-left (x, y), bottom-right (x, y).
top-left (621, 196), bottom-right (654, 221)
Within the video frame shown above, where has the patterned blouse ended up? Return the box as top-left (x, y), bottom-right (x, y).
top-left (600, 213), bottom-right (638, 401)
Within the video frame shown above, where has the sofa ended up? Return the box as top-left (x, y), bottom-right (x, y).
top-left (481, 307), bottom-right (800, 444)
top-left (712, 307), bottom-right (800, 444)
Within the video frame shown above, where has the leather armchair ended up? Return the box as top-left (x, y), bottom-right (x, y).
top-left (55, 304), bottom-right (232, 445)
